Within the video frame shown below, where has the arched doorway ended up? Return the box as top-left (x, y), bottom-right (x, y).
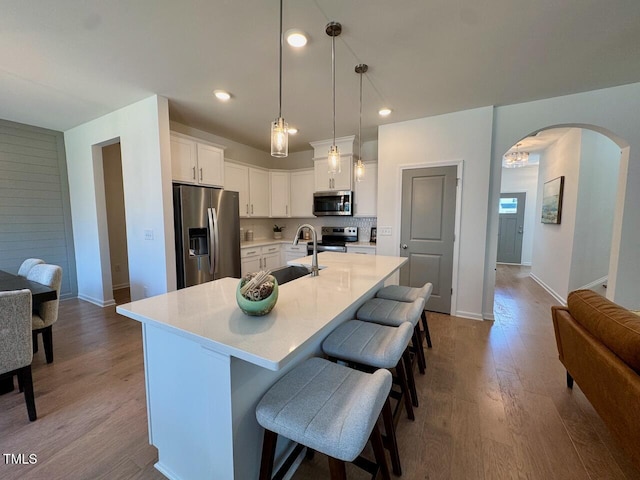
top-left (493, 125), bottom-right (626, 310)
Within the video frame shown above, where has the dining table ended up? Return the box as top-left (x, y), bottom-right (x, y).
top-left (0, 269), bottom-right (57, 394)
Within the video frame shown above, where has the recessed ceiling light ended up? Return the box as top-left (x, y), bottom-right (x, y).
top-left (286, 29), bottom-right (308, 48)
top-left (213, 90), bottom-right (231, 101)
top-left (287, 127), bottom-right (298, 134)
top-left (378, 107), bottom-right (392, 117)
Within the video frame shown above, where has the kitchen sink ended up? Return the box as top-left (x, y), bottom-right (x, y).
top-left (270, 265), bottom-right (313, 285)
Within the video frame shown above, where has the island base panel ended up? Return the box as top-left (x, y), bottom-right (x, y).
top-left (144, 323), bottom-right (234, 480)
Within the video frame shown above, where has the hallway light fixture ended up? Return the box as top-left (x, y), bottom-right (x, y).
top-left (271, 0), bottom-right (288, 157)
top-left (503, 142), bottom-right (529, 168)
top-left (354, 64), bottom-right (368, 182)
top-left (326, 21), bottom-right (342, 175)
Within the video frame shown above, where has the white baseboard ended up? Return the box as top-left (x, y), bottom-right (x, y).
top-left (455, 310), bottom-right (484, 321)
top-left (529, 273), bottom-right (566, 306)
top-left (578, 276), bottom-right (608, 291)
top-left (483, 312), bottom-right (495, 321)
top-left (77, 293), bottom-right (116, 308)
top-left (521, 262), bottom-right (532, 266)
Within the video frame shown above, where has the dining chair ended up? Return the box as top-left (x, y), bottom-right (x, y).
top-left (17, 258), bottom-right (45, 277)
top-left (0, 289), bottom-right (37, 421)
top-left (26, 264), bottom-right (62, 364)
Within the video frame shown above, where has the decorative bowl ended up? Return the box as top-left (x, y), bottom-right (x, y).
top-left (236, 275), bottom-right (279, 316)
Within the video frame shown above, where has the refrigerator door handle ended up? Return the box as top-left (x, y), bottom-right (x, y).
top-left (208, 207), bottom-right (220, 277)
top-left (207, 208), bottom-right (216, 276)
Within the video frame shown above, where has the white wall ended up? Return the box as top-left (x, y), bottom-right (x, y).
top-left (569, 130), bottom-right (621, 290)
top-left (65, 95), bottom-right (174, 305)
top-left (102, 143), bottom-right (130, 289)
top-left (377, 106), bottom-right (494, 320)
top-left (530, 129), bottom-right (582, 302)
top-left (499, 161), bottom-right (539, 265)
top-left (486, 82), bottom-right (640, 315)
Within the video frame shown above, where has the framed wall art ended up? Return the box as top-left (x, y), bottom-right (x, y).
top-left (541, 176), bottom-right (565, 224)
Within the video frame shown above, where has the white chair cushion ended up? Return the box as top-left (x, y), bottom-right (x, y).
top-left (356, 297), bottom-right (425, 327)
top-left (256, 357), bottom-right (391, 462)
top-left (322, 320), bottom-right (412, 369)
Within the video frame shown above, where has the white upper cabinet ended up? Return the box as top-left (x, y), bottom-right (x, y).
top-left (270, 171), bottom-right (290, 217)
top-left (170, 133), bottom-right (224, 187)
top-left (353, 162), bottom-right (378, 217)
top-left (289, 169), bottom-right (314, 217)
top-left (249, 167), bottom-right (269, 217)
top-left (224, 162), bottom-right (269, 218)
top-left (310, 135), bottom-right (355, 192)
top-left (224, 162), bottom-right (250, 217)
top-left (196, 143), bottom-right (224, 187)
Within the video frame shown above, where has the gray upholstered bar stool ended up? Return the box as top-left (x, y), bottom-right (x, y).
top-left (322, 320), bottom-right (414, 475)
top-left (356, 297), bottom-right (427, 375)
top-left (376, 282), bottom-right (434, 348)
top-left (256, 357), bottom-right (393, 480)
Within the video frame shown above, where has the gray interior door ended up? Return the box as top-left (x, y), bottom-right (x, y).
top-left (497, 192), bottom-right (526, 264)
top-left (400, 166), bottom-right (457, 314)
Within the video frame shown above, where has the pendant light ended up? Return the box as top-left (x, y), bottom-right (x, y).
top-left (270, 0), bottom-right (288, 157)
top-left (326, 22), bottom-right (341, 174)
top-left (354, 64), bottom-right (368, 182)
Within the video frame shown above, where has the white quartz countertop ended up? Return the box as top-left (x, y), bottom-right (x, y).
top-left (116, 252), bottom-right (406, 371)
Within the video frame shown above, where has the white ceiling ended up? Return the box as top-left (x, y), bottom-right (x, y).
top-left (2, 1), bottom-right (640, 153)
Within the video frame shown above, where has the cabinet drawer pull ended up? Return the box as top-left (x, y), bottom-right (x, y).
top-left (247, 251), bottom-right (257, 255)
top-left (200, 168), bottom-right (203, 181)
top-left (192, 166), bottom-right (196, 180)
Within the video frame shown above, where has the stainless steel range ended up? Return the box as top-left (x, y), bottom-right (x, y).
top-left (307, 226), bottom-right (358, 255)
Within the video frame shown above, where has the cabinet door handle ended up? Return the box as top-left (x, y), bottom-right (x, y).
top-left (251, 204), bottom-right (254, 214)
top-left (286, 205), bottom-right (288, 215)
top-left (246, 204), bottom-right (249, 214)
top-left (192, 166), bottom-right (196, 180)
top-left (200, 168), bottom-right (203, 181)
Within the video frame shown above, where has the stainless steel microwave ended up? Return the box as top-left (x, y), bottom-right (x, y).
top-left (313, 191), bottom-right (353, 216)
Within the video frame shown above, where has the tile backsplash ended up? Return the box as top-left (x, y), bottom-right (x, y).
top-left (240, 217), bottom-right (377, 242)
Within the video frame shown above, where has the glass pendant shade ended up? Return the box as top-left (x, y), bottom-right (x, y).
top-left (328, 145), bottom-right (341, 174)
top-left (355, 159), bottom-right (365, 182)
top-left (271, 117), bottom-right (288, 157)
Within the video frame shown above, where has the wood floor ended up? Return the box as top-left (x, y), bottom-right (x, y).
top-left (1, 268), bottom-right (638, 479)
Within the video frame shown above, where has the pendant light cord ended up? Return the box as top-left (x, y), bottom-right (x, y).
top-left (358, 69), bottom-right (362, 160)
top-left (278, 0), bottom-right (283, 118)
top-left (332, 33), bottom-right (336, 145)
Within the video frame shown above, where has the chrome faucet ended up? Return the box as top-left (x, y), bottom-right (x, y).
top-left (293, 224), bottom-right (319, 276)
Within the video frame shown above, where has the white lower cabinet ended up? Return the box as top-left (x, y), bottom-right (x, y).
top-left (282, 244), bottom-right (308, 264)
top-left (346, 245), bottom-right (376, 255)
top-left (241, 245), bottom-right (283, 276)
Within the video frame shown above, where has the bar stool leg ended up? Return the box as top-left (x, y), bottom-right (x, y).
top-left (422, 310), bottom-right (433, 348)
top-left (395, 354), bottom-right (415, 421)
top-left (403, 350), bottom-right (419, 408)
top-left (328, 457), bottom-right (347, 480)
top-left (259, 429), bottom-right (278, 480)
top-left (381, 398), bottom-right (402, 476)
top-left (370, 423), bottom-right (391, 480)
top-left (412, 327), bottom-right (426, 374)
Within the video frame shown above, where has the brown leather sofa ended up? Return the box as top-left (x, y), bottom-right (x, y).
top-left (551, 289), bottom-right (640, 468)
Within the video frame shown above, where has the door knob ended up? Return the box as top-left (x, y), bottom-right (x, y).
top-left (401, 244), bottom-right (408, 249)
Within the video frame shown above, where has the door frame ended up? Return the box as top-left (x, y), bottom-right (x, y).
top-left (395, 159), bottom-right (464, 316)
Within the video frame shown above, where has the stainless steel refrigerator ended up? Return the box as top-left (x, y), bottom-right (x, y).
top-left (173, 184), bottom-right (241, 289)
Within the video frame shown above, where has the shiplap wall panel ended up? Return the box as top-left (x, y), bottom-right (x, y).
top-left (0, 119), bottom-right (77, 298)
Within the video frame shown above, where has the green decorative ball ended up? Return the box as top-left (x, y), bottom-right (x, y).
top-left (236, 276), bottom-right (279, 316)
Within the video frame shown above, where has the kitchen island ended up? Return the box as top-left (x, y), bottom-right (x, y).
top-left (116, 252), bottom-right (406, 480)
